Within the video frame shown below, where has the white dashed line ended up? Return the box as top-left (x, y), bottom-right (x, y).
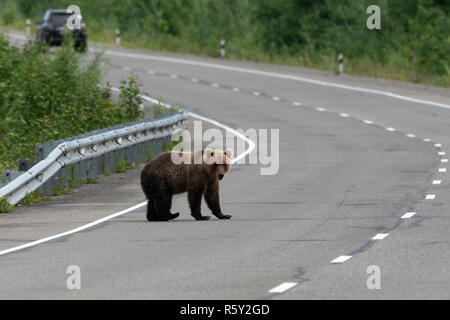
top-left (435, 143), bottom-right (442, 148)
top-left (423, 138), bottom-right (431, 142)
top-left (147, 70), bottom-right (155, 74)
top-left (406, 134), bottom-right (416, 138)
top-left (268, 282), bottom-right (298, 293)
top-left (439, 152), bottom-right (446, 156)
top-left (292, 102), bottom-right (302, 106)
top-left (170, 74), bottom-right (178, 79)
top-left (363, 120), bottom-right (373, 125)
top-left (191, 78), bottom-right (198, 83)
top-left (401, 212), bottom-right (417, 219)
top-left (372, 233), bottom-right (389, 240)
top-left (439, 168), bottom-right (447, 172)
top-left (425, 194), bottom-right (436, 200)
top-left (212, 83), bottom-right (219, 88)
top-left (232, 88), bottom-right (240, 92)
top-left (386, 127), bottom-right (396, 132)
top-left (433, 180), bottom-right (442, 185)
top-left (316, 107), bottom-right (326, 112)
top-left (330, 255), bottom-right (353, 264)
top-left (339, 113), bottom-right (349, 118)
top-left (253, 91), bottom-right (260, 96)
top-left (441, 159), bottom-right (448, 163)
top-left (272, 96), bottom-right (280, 101)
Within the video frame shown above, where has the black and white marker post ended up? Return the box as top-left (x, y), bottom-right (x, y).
top-left (338, 53), bottom-right (344, 74)
top-left (26, 19), bottom-right (30, 36)
top-left (116, 29), bottom-right (121, 45)
top-left (220, 40), bottom-right (226, 58)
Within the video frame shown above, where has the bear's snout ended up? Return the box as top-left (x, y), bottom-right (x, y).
top-left (218, 174), bottom-right (224, 180)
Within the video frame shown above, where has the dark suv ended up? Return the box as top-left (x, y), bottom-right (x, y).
top-left (37, 9), bottom-right (87, 51)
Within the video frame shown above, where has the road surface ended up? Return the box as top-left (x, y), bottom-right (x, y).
top-left (1, 30), bottom-right (450, 299)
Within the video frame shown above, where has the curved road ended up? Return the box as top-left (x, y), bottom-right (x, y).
top-left (1, 32), bottom-right (450, 299)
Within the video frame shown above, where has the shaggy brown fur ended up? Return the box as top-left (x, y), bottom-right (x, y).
top-left (140, 149), bottom-right (232, 221)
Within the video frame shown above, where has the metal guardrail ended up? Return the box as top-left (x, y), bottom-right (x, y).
top-left (0, 111), bottom-right (188, 205)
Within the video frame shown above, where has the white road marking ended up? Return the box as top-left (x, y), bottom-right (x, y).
top-left (292, 102), bottom-right (302, 106)
top-left (401, 212), bottom-right (417, 219)
top-left (0, 89), bottom-right (255, 257)
top-left (441, 159), bottom-right (448, 163)
top-left (372, 233), bottom-right (389, 240)
top-left (100, 48), bottom-right (450, 110)
top-left (406, 134), bottom-right (416, 138)
top-left (212, 83), bottom-right (219, 88)
top-left (232, 87), bottom-right (240, 92)
top-left (439, 168), bottom-right (447, 172)
top-left (269, 282), bottom-right (298, 293)
top-left (439, 151), bottom-right (446, 156)
top-left (191, 78), bottom-right (198, 83)
top-left (148, 69), bottom-right (155, 74)
top-left (433, 180), bottom-right (442, 185)
top-left (272, 96), bottom-right (280, 101)
top-left (316, 107), bottom-right (326, 112)
top-left (386, 127), bottom-right (396, 132)
top-left (425, 194), bottom-right (436, 200)
top-left (435, 143), bottom-right (442, 148)
top-left (423, 138), bottom-right (431, 142)
top-left (363, 120), bottom-right (373, 124)
top-left (330, 255), bottom-right (353, 264)
top-left (170, 74), bottom-right (178, 79)
top-left (339, 113), bottom-right (349, 118)
top-left (0, 201), bottom-right (148, 257)
top-left (253, 91), bottom-right (260, 96)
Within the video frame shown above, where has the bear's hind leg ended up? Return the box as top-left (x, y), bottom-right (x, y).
top-left (146, 198), bottom-right (159, 221)
top-left (152, 192), bottom-right (175, 221)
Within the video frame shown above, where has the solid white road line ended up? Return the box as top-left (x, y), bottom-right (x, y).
top-left (401, 212), bottom-right (417, 219)
top-left (0, 89), bottom-right (254, 257)
top-left (432, 180), bottom-right (442, 185)
top-left (98, 48), bottom-right (450, 110)
top-left (330, 255), bottom-right (353, 264)
top-left (372, 233), bottom-right (389, 240)
top-left (269, 282), bottom-right (298, 293)
top-left (0, 201), bottom-right (148, 257)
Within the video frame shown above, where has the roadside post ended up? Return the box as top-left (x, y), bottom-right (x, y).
top-left (220, 40), bottom-right (226, 58)
top-left (338, 53), bottom-right (344, 74)
top-left (116, 29), bottom-right (121, 45)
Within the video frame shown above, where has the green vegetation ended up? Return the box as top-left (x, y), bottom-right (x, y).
top-left (0, 33), bottom-right (144, 177)
top-left (0, 191), bottom-right (50, 213)
top-left (0, 0), bottom-right (448, 86)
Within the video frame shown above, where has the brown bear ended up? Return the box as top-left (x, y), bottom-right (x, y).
top-left (140, 149), bottom-right (232, 221)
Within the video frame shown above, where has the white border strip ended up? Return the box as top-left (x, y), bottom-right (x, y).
top-left (0, 90), bottom-right (254, 257)
top-left (99, 49), bottom-right (450, 110)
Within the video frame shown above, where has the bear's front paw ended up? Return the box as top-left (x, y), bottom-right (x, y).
top-left (201, 215), bottom-right (212, 220)
top-left (219, 214), bottom-right (232, 219)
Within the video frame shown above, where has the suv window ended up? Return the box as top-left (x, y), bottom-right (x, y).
top-left (49, 13), bottom-right (71, 26)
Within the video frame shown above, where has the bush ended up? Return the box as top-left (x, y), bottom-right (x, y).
top-left (0, 34), bottom-right (143, 175)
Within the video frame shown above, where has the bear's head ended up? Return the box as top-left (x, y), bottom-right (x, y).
top-left (203, 149), bottom-right (232, 181)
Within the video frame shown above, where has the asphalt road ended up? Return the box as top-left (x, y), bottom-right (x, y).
top-left (1, 31), bottom-right (450, 299)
